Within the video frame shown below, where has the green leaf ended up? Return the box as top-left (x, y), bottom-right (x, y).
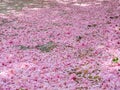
top-left (112, 57), bottom-right (119, 63)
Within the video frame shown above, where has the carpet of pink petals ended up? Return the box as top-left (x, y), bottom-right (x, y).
top-left (0, 0), bottom-right (120, 90)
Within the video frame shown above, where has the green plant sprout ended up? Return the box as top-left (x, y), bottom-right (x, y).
top-left (112, 57), bottom-right (119, 63)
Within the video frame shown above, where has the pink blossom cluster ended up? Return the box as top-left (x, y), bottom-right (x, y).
top-left (0, 0), bottom-right (120, 90)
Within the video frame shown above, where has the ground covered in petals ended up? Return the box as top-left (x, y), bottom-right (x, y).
top-left (0, 0), bottom-right (120, 90)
